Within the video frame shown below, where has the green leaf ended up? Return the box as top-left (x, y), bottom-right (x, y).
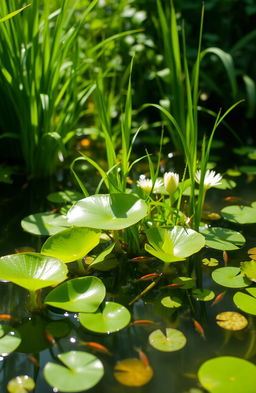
top-left (0, 325), bottom-right (21, 356)
top-left (192, 289), bottom-right (215, 301)
top-left (145, 226), bottom-right (205, 263)
top-left (0, 253), bottom-right (68, 291)
top-left (45, 321), bottom-right (71, 338)
top-left (240, 166), bottom-right (256, 175)
top-left (161, 296), bottom-right (182, 308)
top-left (172, 276), bottom-right (196, 289)
top-left (67, 193), bottom-right (148, 230)
top-left (79, 301), bottom-right (131, 333)
top-left (47, 190), bottom-right (83, 204)
top-left (202, 258), bottom-right (219, 267)
top-left (0, 4), bottom-right (31, 23)
top-left (221, 205), bottom-right (256, 224)
top-left (89, 243), bottom-right (118, 270)
top-left (198, 356), bottom-right (256, 393)
top-left (214, 178), bottom-right (236, 190)
top-left (44, 351), bottom-right (104, 392)
top-left (17, 315), bottom-right (50, 353)
top-left (41, 227), bottom-right (101, 263)
top-left (21, 212), bottom-right (69, 236)
top-left (44, 277), bottom-right (106, 313)
top-left (233, 288), bottom-right (256, 315)
top-left (212, 267), bottom-right (250, 288)
top-left (200, 227), bottom-right (245, 250)
top-left (7, 376), bottom-right (35, 393)
top-left (149, 328), bottom-right (186, 352)
top-left (240, 260), bottom-right (256, 281)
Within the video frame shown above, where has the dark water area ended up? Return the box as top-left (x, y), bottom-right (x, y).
top-left (1, 171), bottom-right (256, 393)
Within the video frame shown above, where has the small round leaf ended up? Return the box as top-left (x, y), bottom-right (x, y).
top-left (149, 328), bottom-right (186, 352)
top-left (0, 324), bottom-right (21, 356)
top-left (212, 267), bottom-right (250, 288)
top-left (200, 227), bottom-right (245, 250)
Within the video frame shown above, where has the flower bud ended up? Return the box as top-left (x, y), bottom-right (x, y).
top-left (164, 172), bottom-right (179, 195)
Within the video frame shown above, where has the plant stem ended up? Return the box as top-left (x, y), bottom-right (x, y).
top-left (27, 290), bottom-right (44, 311)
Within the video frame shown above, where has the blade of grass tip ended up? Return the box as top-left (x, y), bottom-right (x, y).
top-left (230, 29), bottom-right (256, 55)
top-left (242, 75), bottom-right (256, 119)
top-left (0, 3), bottom-right (31, 23)
top-left (70, 157), bottom-right (90, 197)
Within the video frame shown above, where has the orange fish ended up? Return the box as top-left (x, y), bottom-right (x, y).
top-left (162, 283), bottom-right (184, 288)
top-left (129, 256), bottom-right (154, 262)
top-left (224, 196), bottom-right (242, 203)
top-left (193, 319), bottom-right (206, 340)
top-left (0, 314), bottom-right (15, 321)
top-left (135, 348), bottom-right (150, 367)
top-left (45, 332), bottom-right (56, 345)
top-left (80, 341), bottom-right (111, 355)
top-left (223, 251), bottom-right (228, 266)
top-left (130, 320), bottom-right (157, 326)
top-left (137, 273), bottom-right (161, 282)
top-left (211, 291), bottom-right (226, 306)
top-left (27, 355), bottom-right (39, 367)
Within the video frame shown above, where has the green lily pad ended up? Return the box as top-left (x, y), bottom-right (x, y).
top-left (67, 193), bottom-right (148, 230)
top-left (200, 227), bottom-right (245, 250)
top-left (240, 260), bottom-right (256, 281)
top-left (192, 289), bottom-right (215, 301)
top-left (251, 201), bottom-right (256, 208)
top-left (0, 324), bottom-right (21, 356)
top-left (145, 226), bottom-right (205, 263)
top-left (79, 301), bottom-right (131, 333)
top-left (202, 258), bottom-right (219, 267)
top-left (221, 205), bottom-right (256, 224)
top-left (0, 253), bottom-right (68, 291)
top-left (233, 288), bottom-right (256, 315)
top-left (21, 212), bottom-right (69, 236)
top-left (161, 296), bottom-right (182, 308)
top-left (47, 190), bottom-right (83, 204)
top-left (41, 227), bottom-right (101, 263)
top-left (248, 151), bottom-right (256, 160)
top-left (212, 267), bottom-right (250, 288)
top-left (149, 328), bottom-right (186, 352)
top-left (233, 146), bottom-right (256, 156)
top-left (226, 169), bottom-right (241, 177)
top-left (198, 356), bottom-right (256, 393)
top-left (46, 321), bottom-right (71, 338)
top-left (44, 351), bottom-right (104, 392)
top-left (214, 178), bottom-right (236, 190)
top-left (239, 165), bottom-right (256, 175)
top-left (89, 243), bottom-right (118, 270)
top-left (44, 277), bottom-right (106, 313)
top-left (7, 376), bottom-right (35, 393)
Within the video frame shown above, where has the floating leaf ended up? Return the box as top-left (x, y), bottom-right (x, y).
top-left (212, 267), bottom-right (250, 288)
top-left (0, 325), bottom-right (21, 356)
top-left (202, 258), bottom-right (219, 267)
top-left (149, 328), bottom-right (186, 352)
top-left (79, 301), bottom-right (131, 333)
top-left (248, 247), bottom-right (256, 259)
top-left (226, 169), bottom-right (241, 177)
top-left (67, 193), bottom-right (148, 230)
top-left (192, 289), bottom-right (215, 301)
top-left (46, 321), bottom-right (71, 338)
top-left (240, 260), bottom-right (256, 281)
top-left (114, 358), bottom-right (153, 387)
top-left (145, 226), bottom-right (205, 263)
top-left (216, 312), bottom-right (248, 330)
top-left (161, 296), bottom-right (182, 308)
top-left (47, 190), bottom-right (83, 204)
top-left (233, 288), bottom-right (256, 315)
top-left (239, 165), bottom-right (256, 175)
top-left (200, 227), bottom-right (245, 250)
top-left (0, 253), bottom-right (68, 291)
top-left (214, 178), bottom-right (236, 190)
top-left (7, 376), bottom-right (35, 393)
top-left (44, 351), bottom-right (104, 392)
top-left (172, 276), bottom-right (196, 289)
top-left (198, 356), bottom-right (256, 393)
top-left (21, 212), bottom-right (69, 235)
top-left (234, 146), bottom-right (256, 156)
top-left (221, 205), bottom-right (256, 224)
top-left (41, 227), bottom-right (100, 263)
top-left (44, 277), bottom-right (106, 313)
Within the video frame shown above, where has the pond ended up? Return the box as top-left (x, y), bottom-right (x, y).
top-left (1, 171), bottom-right (256, 393)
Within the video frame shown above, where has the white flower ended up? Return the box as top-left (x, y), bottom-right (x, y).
top-left (137, 178), bottom-right (163, 193)
top-left (195, 169), bottom-right (222, 190)
top-left (164, 172), bottom-right (179, 195)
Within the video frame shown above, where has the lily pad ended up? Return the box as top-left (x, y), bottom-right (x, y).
top-left (149, 328), bottom-right (186, 352)
top-left (202, 258), bottom-right (219, 267)
top-left (47, 190), bottom-right (83, 204)
top-left (248, 246), bottom-right (256, 259)
top-left (192, 289), bottom-right (215, 301)
top-left (233, 288), bottom-right (256, 315)
top-left (221, 205), bottom-right (256, 224)
top-left (79, 301), bottom-right (131, 333)
top-left (216, 311), bottom-right (248, 330)
top-left (240, 260), bottom-right (256, 281)
top-left (7, 376), bottom-right (35, 393)
top-left (0, 253), bottom-right (68, 291)
top-left (198, 356), bottom-right (256, 393)
top-left (239, 165), bottom-right (256, 175)
top-left (67, 193), bottom-right (148, 230)
top-left (44, 277), bottom-right (106, 313)
top-left (212, 267), bottom-right (250, 288)
top-left (21, 212), bottom-right (69, 236)
top-left (0, 324), bottom-right (21, 356)
top-left (114, 358), bottom-right (153, 386)
top-left (161, 296), bottom-right (182, 308)
top-left (200, 227), bottom-right (245, 250)
top-left (44, 351), bottom-right (104, 392)
top-left (145, 226), bottom-right (205, 263)
top-left (46, 321), bottom-right (71, 338)
top-left (41, 227), bottom-right (101, 263)
top-left (214, 178), bottom-right (236, 190)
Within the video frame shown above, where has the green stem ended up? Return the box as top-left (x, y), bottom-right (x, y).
top-left (27, 290), bottom-right (44, 311)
